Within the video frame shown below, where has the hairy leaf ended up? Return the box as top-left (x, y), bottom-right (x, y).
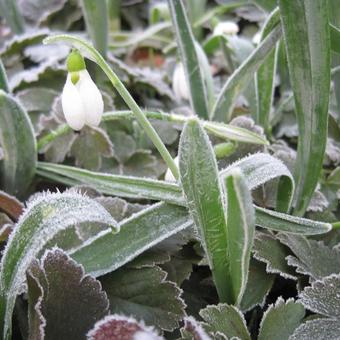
top-left (0, 191), bottom-right (118, 340)
top-left (27, 248), bottom-right (109, 340)
top-left (290, 319), bottom-right (340, 340)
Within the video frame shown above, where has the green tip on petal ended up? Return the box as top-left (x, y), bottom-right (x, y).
top-left (70, 72), bottom-right (80, 85)
top-left (66, 49), bottom-right (86, 72)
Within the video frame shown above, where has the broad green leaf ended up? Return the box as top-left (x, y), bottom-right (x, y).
top-left (199, 304), bottom-right (251, 340)
top-left (167, 0), bottom-right (209, 119)
top-left (70, 203), bottom-right (192, 277)
top-left (254, 8), bottom-right (279, 134)
top-left (0, 60), bottom-right (9, 93)
top-left (225, 169), bottom-right (255, 305)
top-left (330, 24), bottom-right (340, 55)
top-left (37, 160), bottom-right (332, 235)
top-left (299, 274), bottom-right (340, 317)
top-left (277, 233), bottom-right (340, 280)
top-left (178, 119), bottom-right (229, 302)
top-left (0, 0), bottom-right (25, 33)
top-left (101, 266), bottom-right (186, 331)
top-left (0, 90), bottom-right (36, 198)
top-left (240, 259), bottom-right (275, 312)
top-left (27, 249), bottom-right (109, 340)
top-left (80, 0), bottom-right (108, 57)
top-left (0, 191), bottom-right (118, 340)
top-left (221, 153), bottom-right (294, 213)
top-left (258, 298), bottom-right (305, 340)
top-left (278, 0), bottom-right (331, 216)
top-left (211, 22), bottom-right (282, 122)
top-left (253, 232), bottom-right (297, 280)
top-left (290, 319), bottom-right (340, 340)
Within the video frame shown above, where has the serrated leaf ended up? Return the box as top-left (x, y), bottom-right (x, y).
top-left (101, 266), bottom-right (186, 331)
top-left (0, 90), bottom-right (36, 198)
top-left (240, 259), bottom-right (275, 312)
top-left (87, 314), bottom-right (163, 340)
top-left (80, 0), bottom-right (108, 57)
top-left (178, 119), bottom-right (230, 302)
top-left (26, 248), bottom-right (109, 340)
top-left (0, 191), bottom-right (118, 340)
top-left (278, 0), bottom-right (331, 215)
top-left (211, 20), bottom-right (281, 121)
top-left (168, 0), bottom-right (209, 119)
top-left (290, 318), bottom-right (340, 340)
top-left (70, 126), bottom-right (113, 171)
top-left (277, 234), bottom-right (340, 280)
top-left (258, 297), bottom-right (305, 340)
top-left (253, 232), bottom-right (297, 280)
top-left (299, 274), bottom-right (340, 317)
top-left (70, 203), bottom-right (192, 277)
top-left (199, 304), bottom-right (251, 340)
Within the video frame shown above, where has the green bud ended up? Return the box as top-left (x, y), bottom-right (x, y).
top-left (214, 142), bottom-right (237, 159)
top-left (70, 71), bottom-right (80, 85)
top-left (66, 50), bottom-right (86, 72)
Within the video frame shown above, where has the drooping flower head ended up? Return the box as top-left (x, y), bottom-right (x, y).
top-left (62, 49), bottom-right (104, 130)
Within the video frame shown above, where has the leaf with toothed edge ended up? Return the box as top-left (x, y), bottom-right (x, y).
top-left (26, 248), bottom-right (109, 340)
top-left (0, 190), bottom-right (118, 340)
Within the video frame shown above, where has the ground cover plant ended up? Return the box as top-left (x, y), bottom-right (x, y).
top-left (0, 0), bottom-right (340, 339)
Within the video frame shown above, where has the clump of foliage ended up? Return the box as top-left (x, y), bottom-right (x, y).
top-left (0, 0), bottom-right (340, 339)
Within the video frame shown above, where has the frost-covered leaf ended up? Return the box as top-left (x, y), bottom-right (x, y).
top-left (240, 259), bottom-right (275, 312)
top-left (253, 232), bottom-right (297, 280)
top-left (0, 190), bottom-right (23, 221)
top-left (299, 274), bottom-right (340, 317)
top-left (180, 316), bottom-right (211, 340)
top-left (110, 130), bottom-right (136, 164)
top-left (70, 126), bottom-right (113, 171)
top-left (87, 314), bottom-right (163, 340)
top-left (199, 304), bottom-right (251, 340)
top-left (26, 248), bottom-right (109, 340)
top-left (101, 266), bottom-right (186, 331)
top-left (307, 190), bottom-right (329, 212)
top-left (0, 90), bottom-right (36, 198)
top-left (277, 234), bottom-right (340, 280)
top-left (290, 319), bottom-right (340, 340)
top-left (258, 297), bottom-right (305, 340)
top-left (0, 191), bottom-right (118, 340)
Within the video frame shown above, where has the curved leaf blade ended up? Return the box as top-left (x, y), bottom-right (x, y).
top-left (0, 191), bottom-right (118, 340)
top-left (0, 59), bottom-right (9, 93)
top-left (279, 0), bottom-right (331, 215)
top-left (0, 90), bottom-right (36, 198)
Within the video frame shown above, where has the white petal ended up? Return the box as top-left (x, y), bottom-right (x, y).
top-left (213, 21), bottom-right (239, 36)
top-left (61, 75), bottom-right (85, 131)
top-left (172, 63), bottom-right (190, 101)
top-left (78, 70), bottom-right (104, 127)
top-left (164, 156), bottom-right (179, 182)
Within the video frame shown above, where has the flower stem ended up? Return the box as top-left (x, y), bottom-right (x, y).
top-left (44, 35), bottom-right (179, 180)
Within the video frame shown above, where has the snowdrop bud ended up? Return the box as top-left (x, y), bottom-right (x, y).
top-left (172, 63), bottom-right (190, 101)
top-left (165, 156), bottom-right (179, 182)
top-left (213, 21), bottom-right (239, 36)
top-left (61, 50), bottom-right (104, 131)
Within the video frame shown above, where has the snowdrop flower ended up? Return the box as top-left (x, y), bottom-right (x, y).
top-left (61, 50), bottom-right (104, 131)
top-left (213, 21), bottom-right (239, 36)
top-left (165, 156), bottom-right (179, 182)
top-left (172, 63), bottom-right (190, 101)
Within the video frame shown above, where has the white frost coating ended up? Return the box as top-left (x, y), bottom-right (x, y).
top-left (87, 314), bottom-right (163, 340)
top-left (0, 190), bottom-right (118, 340)
top-left (62, 70), bottom-right (103, 130)
top-left (213, 21), bottom-right (239, 36)
top-left (183, 316), bottom-right (211, 340)
top-left (172, 63), bottom-right (190, 101)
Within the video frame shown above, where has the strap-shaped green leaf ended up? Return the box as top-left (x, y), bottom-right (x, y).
top-left (0, 191), bottom-right (118, 340)
top-left (254, 8), bottom-right (279, 134)
top-left (224, 169), bottom-right (255, 305)
top-left (179, 118), bottom-right (229, 301)
top-left (278, 0), bottom-right (331, 216)
top-left (211, 20), bottom-right (281, 122)
top-left (167, 0), bottom-right (209, 119)
top-left (0, 90), bottom-right (36, 198)
top-left (0, 60), bottom-right (9, 93)
top-left (80, 0), bottom-right (108, 57)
